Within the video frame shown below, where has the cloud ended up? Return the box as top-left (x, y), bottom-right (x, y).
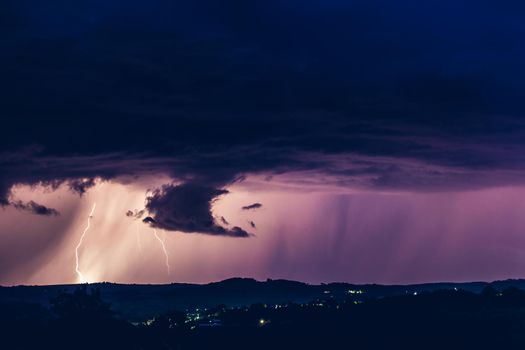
top-left (220, 216), bottom-right (230, 225)
top-left (10, 200), bottom-right (59, 216)
top-left (126, 209), bottom-right (145, 219)
top-left (144, 183), bottom-right (251, 237)
top-left (2, 0), bottom-right (525, 228)
top-left (242, 203), bottom-right (263, 210)
top-left (68, 178), bottom-right (97, 195)
top-left (142, 217), bottom-right (156, 224)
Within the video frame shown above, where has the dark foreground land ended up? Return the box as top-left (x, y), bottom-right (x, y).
top-left (2, 278), bottom-right (525, 349)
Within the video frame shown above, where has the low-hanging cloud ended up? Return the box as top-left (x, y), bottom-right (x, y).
top-left (126, 209), bottom-right (145, 219)
top-left (242, 203), bottom-right (263, 211)
top-left (11, 200), bottom-right (60, 216)
top-left (144, 183), bottom-right (251, 237)
top-left (68, 178), bottom-right (97, 195)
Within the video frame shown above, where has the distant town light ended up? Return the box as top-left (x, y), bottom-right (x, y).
top-left (347, 290), bottom-right (364, 294)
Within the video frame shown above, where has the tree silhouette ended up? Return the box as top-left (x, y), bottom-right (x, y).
top-left (50, 286), bottom-right (114, 322)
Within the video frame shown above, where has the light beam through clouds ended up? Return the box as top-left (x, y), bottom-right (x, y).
top-left (136, 224), bottom-right (142, 252)
top-left (7, 178), bottom-right (525, 286)
top-left (74, 202), bottom-right (96, 283)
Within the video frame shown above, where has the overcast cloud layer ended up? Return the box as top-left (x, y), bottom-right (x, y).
top-left (2, 0), bottom-right (525, 235)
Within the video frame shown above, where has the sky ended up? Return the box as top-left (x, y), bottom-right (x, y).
top-left (2, 0), bottom-right (525, 285)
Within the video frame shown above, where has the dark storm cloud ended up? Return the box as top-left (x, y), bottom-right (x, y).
top-left (242, 203), bottom-right (263, 211)
top-left (144, 183), bottom-right (251, 237)
top-left (2, 1), bottom-right (525, 231)
top-left (0, 187), bottom-right (9, 206)
top-left (11, 200), bottom-right (59, 216)
top-left (68, 178), bottom-right (97, 196)
top-left (0, 151), bottom-right (158, 211)
top-left (142, 217), bottom-right (156, 224)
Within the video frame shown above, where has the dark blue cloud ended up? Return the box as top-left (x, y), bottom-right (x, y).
top-left (1, 0), bottom-right (525, 226)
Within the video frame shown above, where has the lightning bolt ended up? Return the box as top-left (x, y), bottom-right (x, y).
top-left (153, 229), bottom-right (170, 275)
top-left (75, 203), bottom-right (96, 283)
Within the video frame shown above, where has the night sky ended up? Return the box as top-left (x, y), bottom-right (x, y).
top-left (2, 1), bottom-right (525, 285)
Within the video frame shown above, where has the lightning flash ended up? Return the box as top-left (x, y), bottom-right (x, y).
top-left (75, 203), bottom-right (96, 283)
top-left (153, 229), bottom-right (170, 275)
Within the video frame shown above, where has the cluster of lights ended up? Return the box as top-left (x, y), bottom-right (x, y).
top-left (143, 318), bottom-right (156, 326)
top-left (347, 290), bottom-right (364, 295)
top-left (142, 297), bottom-right (373, 331)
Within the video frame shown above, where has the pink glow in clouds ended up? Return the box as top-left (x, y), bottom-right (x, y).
top-left (2, 177), bottom-right (525, 285)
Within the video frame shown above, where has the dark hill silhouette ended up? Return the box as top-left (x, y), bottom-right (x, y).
top-left (3, 280), bottom-right (525, 349)
top-left (1, 277), bottom-right (523, 322)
